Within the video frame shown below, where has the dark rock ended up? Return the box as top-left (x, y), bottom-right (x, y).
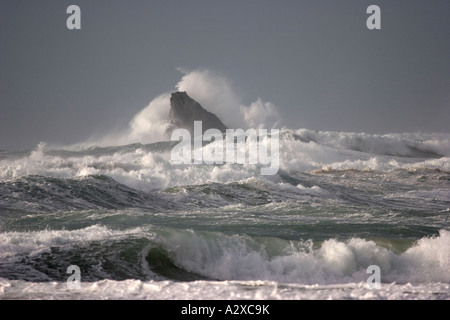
top-left (166, 91), bottom-right (228, 136)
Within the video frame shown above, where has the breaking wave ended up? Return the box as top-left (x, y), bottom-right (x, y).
top-left (0, 225), bottom-right (448, 285)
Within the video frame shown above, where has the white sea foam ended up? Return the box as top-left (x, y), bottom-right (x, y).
top-left (157, 228), bottom-right (450, 285)
top-left (1, 69), bottom-right (448, 300)
top-left (0, 225), bottom-right (144, 259)
top-left (2, 225), bottom-right (448, 285)
top-left (2, 68), bottom-right (448, 191)
top-left (0, 228), bottom-right (448, 300)
top-left (1, 129), bottom-right (448, 193)
top-left (1, 277), bottom-right (449, 300)
top-left (75, 68), bottom-right (282, 148)
top-left (291, 129), bottom-right (450, 157)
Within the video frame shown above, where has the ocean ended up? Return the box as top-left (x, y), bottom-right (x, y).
top-left (0, 129), bottom-right (449, 300)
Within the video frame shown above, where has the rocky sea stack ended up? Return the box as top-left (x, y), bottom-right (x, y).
top-left (166, 91), bottom-right (228, 136)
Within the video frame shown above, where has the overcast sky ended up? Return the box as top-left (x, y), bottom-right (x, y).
top-left (1, 0), bottom-right (449, 150)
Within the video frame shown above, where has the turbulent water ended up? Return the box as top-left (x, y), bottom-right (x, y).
top-left (1, 129), bottom-right (449, 300)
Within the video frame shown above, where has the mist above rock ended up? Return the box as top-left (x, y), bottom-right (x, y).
top-left (166, 91), bottom-right (228, 136)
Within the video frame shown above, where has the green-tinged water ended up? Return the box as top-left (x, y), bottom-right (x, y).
top-left (1, 131), bottom-right (449, 299)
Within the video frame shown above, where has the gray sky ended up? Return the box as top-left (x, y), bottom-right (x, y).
top-left (1, 0), bottom-right (449, 150)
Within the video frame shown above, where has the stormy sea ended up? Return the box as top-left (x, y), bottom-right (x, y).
top-left (1, 122), bottom-right (449, 300)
